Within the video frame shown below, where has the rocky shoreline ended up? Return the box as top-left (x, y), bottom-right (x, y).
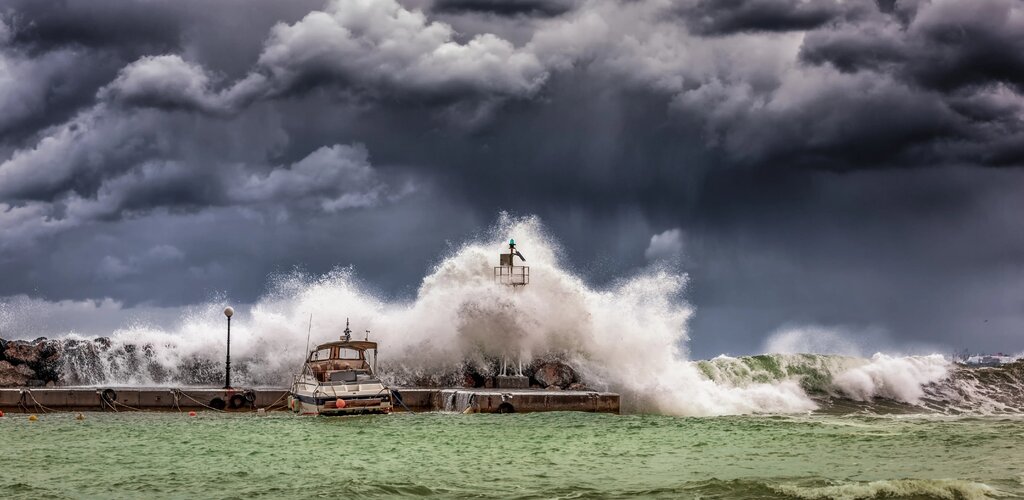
top-left (0, 336), bottom-right (589, 390)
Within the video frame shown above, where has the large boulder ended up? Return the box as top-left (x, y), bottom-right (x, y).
top-left (0, 338), bottom-right (63, 386)
top-left (532, 360), bottom-right (578, 389)
top-left (0, 360), bottom-right (35, 386)
top-left (5, 340), bottom-right (41, 364)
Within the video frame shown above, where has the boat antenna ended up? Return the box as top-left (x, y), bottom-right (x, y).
top-left (297, 313), bottom-right (312, 377)
top-left (305, 313), bottom-right (313, 354)
top-left (365, 329), bottom-right (370, 341)
top-left (343, 318), bottom-right (351, 342)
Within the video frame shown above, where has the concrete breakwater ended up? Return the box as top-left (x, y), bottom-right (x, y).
top-left (0, 387), bottom-right (619, 414)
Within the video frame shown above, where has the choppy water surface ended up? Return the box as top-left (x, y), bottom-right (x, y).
top-left (3, 411), bottom-right (1022, 499)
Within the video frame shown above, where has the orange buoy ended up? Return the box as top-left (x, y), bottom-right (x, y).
top-left (0, 409), bottom-right (5, 417)
top-left (188, 411), bottom-right (197, 417)
top-left (335, 399), bottom-right (346, 409)
top-left (28, 415), bottom-right (38, 421)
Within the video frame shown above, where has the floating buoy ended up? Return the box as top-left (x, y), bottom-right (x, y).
top-left (188, 411), bottom-right (197, 417)
top-left (335, 399), bottom-right (346, 409)
top-left (0, 409), bottom-right (5, 417)
top-left (28, 415), bottom-right (38, 421)
top-left (75, 413), bottom-right (85, 420)
top-left (257, 408), bottom-right (266, 416)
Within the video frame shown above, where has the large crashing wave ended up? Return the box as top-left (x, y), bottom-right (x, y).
top-left (27, 214), bottom-right (1019, 415)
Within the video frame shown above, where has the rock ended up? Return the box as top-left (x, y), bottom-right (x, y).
top-left (0, 360), bottom-right (35, 386)
top-left (567, 382), bottom-right (589, 391)
top-left (532, 360), bottom-right (578, 389)
top-left (5, 340), bottom-right (40, 364)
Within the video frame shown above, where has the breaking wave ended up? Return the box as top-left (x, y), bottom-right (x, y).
top-left (9, 214), bottom-right (1023, 415)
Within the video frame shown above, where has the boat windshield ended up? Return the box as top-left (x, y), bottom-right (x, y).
top-left (309, 347), bottom-right (364, 361)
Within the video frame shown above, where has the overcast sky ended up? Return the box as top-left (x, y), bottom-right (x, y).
top-left (1, 0), bottom-right (1022, 357)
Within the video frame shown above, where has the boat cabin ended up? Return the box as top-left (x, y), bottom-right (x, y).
top-left (306, 340), bottom-right (378, 384)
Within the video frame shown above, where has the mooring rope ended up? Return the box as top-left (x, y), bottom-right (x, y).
top-left (24, 390), bottom-right (58, 414)
top-left (390, 388), bottom-right (416, 414)
top-left (110, 399), bottom-right (142, 411)
top-left (175, 389), bottom-right (226, 413)
top-left (169, 389), bottom-right (183, 413)
top-left (99, 391), bottom-right (118, 412)
top-left (263, 391), bottom-right (289, 411)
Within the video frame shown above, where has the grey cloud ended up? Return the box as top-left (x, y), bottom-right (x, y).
top-left (52, 143), bottom-right (407, 231)
top-left (228, 144), bottom-right (411, 212)
top-left (4, 0), bottom-right (182, 54)
top-left (102, 0), bottom-right (550, 117)
top-left (801, 0), bottom-right (1024, 93)
top-left (679, 0), bottom-right (864, 36)
top-left (431, 0), bottom-right (577, 18)
top-left (100, 55), bottom-right (233, 115)
top-left (644, 228), bottom-right (685, 263)
top-left (254, 0), bottom-right (547, 99)
top-left (0, 107), bottom-right (157, 201)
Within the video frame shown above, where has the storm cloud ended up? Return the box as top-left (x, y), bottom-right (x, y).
top-left (1, 0), bottom-right (1022, 357)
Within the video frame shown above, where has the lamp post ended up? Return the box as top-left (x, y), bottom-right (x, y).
top-left (223, 306), bottom-right (234, 389)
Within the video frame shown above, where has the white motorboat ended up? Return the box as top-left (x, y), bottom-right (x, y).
top-left (288, 321), bottom-right (392, 415)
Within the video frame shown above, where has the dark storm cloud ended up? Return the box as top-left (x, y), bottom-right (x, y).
top-left (800, 0), bottom-right (1024, 93)
top-left (431, 0), bottom-right (576, 18)
top-left (3, 0), bottom-right (182, 54)
top-left (679, 0), bottom-right (864, 35)
top-left (1, 0), bottom-right (1023, 354)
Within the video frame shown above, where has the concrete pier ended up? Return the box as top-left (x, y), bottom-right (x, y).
top-left (0, 386), bottom-right (619, 414)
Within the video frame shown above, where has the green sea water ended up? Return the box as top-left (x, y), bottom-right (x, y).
top-left (2, 411), bottom-right (1023, 499)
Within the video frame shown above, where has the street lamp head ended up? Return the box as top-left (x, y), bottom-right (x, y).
top-left (224, 306), bottom-right (234, 318)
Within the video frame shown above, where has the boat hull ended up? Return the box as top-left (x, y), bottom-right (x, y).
top-left (288, 392), bottom-right (392, 416)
